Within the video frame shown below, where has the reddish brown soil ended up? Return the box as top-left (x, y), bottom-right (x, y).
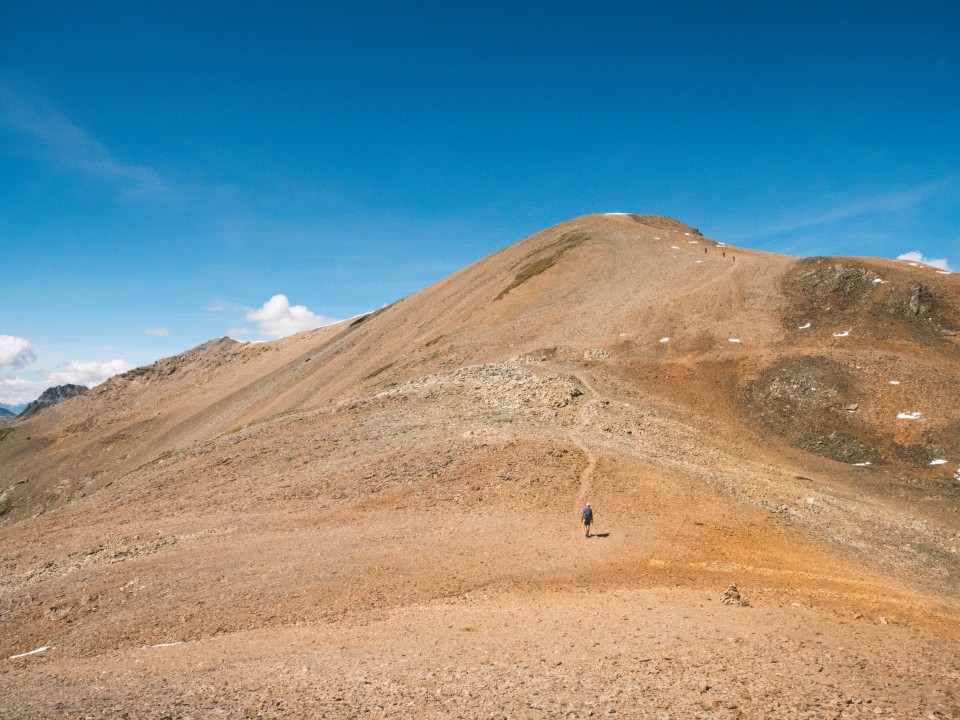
top-left (2, 214), bottom-right (958, 718)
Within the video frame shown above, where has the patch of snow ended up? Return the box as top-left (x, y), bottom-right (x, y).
top-left (909, 262), bottom-right (919, 267)
top-left (684, 232), bottom-right (691, 236)
top-left (806, 497), bottom-right (815, 505)
top-left (872, 278), bottom-right (887, 284)
top-left (897, 411), bottom-right (922, 420)
top-left (798, 323), bottom-right (811, 330)
top-left (717, 242), bottom-right (726, 247)
top-left (852, 462), bottom-right (872, 467)
top-left (9, 646), bottom-right (51, 660)
top-left (937, 270), bottom-right (951, 275)
top-left (888, 380), bottom-right (901, 385)
top-left (151, 642), bottom-right (183, 648)
top-left (659, 337), bottom-right (670, 343)
top-left (728, 338), bottom-right (742, 343)
top-left (654, 236), bottom-right (661, 240)
top-left (696, 260), bottom-right (703, 264)
top-left (833, 330), bottom-right (851, 337)
top-left (688, 240), bottom-right (699, 244)
top-left (930, 459), bottom-right (947, 465)
top-left (671, 246), bottom-right (681, 250)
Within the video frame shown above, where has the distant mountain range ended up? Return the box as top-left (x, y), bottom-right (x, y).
top-left (0, 403), bottom-right (26, 416)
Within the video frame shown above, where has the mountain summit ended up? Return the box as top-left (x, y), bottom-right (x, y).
top-left (2, 215), bottom-right (958, 718)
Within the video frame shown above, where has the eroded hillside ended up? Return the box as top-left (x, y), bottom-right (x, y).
top-left (2, 214), bottom-right (958, 719)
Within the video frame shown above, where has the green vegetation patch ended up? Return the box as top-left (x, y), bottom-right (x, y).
top-left (496, 230), bottom-right (589, 300)
top-left (363, 362), bottom-right (395, 380)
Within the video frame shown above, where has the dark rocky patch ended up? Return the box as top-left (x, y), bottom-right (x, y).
top-left (745, 356), bottom-right (881, 463)
top-left (781, 258), bottom-right (960, 343)
top-left (18, 384), bottom-right (88, 421)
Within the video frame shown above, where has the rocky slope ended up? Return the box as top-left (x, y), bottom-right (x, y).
top-left (1, 214), bottom-right (958, 718)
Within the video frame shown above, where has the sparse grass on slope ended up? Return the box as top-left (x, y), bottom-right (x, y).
top-left (495, 230), bottom-right (589, 300)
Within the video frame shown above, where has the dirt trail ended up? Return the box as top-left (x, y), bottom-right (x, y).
top-left (568, 432), bottom-right (596, 504)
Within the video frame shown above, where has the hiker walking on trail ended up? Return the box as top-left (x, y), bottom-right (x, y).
top-left (581, 502), bottom-right (593, 537)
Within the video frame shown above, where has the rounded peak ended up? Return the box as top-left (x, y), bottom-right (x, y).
top-left (578, 212), bottom-right (704, 235)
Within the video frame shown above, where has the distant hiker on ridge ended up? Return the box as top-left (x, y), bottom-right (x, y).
top-left (581, 502), bottom-right (593, 537)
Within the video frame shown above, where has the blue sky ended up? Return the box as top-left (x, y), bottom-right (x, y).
top-left (1, 1), bottom-right (958, 405)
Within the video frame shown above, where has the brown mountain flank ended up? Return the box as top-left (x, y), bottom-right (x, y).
top-left (2, 214), bottom-right (958, 718)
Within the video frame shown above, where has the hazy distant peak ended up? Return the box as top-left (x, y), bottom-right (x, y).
top-left (17, 383), bottom-right (88, 420)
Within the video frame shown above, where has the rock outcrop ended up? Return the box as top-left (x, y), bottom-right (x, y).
top-left (17, 384), bottom-right (88, 420)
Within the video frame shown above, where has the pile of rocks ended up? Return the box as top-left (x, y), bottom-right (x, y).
top-left (722, 584), bottom-right (750, 607)
top-left (376, 362), bottom-right (584, 413)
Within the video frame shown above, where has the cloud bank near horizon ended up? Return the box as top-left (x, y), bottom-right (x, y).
top-left (43, 359), bottom-right (132, 387)
top-left (0, 341), bottom-right (132, 404)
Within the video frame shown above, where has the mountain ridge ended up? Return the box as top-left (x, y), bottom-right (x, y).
top-left (2, 213), bottom-right (958, 718)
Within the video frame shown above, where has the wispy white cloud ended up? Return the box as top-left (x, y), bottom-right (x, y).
top-left (245, 294), bottom-right (337, 339)
top-left (752, 177), bottom-right (955, 240)
top-left (145, 327), bottom-right (170, 337)
top-left (42, 359), bottom-right (131, 387)
top-left (207, 301), bottom-right (250, 314)
top-left (0, 81), bottom-right (167, 198)
top-left (227, 327), bottom-right (251, 339)
top-left (896, 251), bottom-right (952, 272)
top-left (0, 335), bottom-right (36, 368)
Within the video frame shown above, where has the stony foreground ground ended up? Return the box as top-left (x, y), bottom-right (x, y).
top-left (4, 585), bottom-right (959, 719)
top-left (3, 505), bottom-right (959, 719)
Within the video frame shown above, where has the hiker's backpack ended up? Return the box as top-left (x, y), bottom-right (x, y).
top-left (583, 506), bottom-right (593, 522)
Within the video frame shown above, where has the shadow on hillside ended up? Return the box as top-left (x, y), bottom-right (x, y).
top-left (590, 533), bottom-right (610, 538)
